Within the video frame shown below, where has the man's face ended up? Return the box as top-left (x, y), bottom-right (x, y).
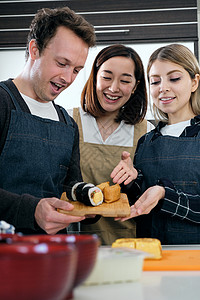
top-left (30, 26), bottom-right (89, 103)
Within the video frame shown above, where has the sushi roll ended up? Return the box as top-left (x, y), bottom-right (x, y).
top-left (71, 182), bottom-right (103, 206)
top-left (71, 182), bottom-right (85, 201)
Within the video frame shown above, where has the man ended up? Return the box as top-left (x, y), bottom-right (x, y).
top-left (0, 6), bottom-right (96, 234)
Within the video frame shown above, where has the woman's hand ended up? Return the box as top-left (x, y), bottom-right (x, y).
top-left (116, 185), bottom-right (165, 221)
top-left (110, 151), bottom-right (138, 185)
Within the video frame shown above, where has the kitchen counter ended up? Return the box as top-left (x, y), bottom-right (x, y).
top-left (73, 245), bottom-right (200, 300)
top-left (74, 271), bottom-right (200, 300)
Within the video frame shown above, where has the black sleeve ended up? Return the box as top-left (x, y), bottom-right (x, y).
top-left (119, 135), bottom-right (145, 205)
top-left (120, 167), bottom-right (144, 205)
top-left (0, 188), bottom-right (40, 230)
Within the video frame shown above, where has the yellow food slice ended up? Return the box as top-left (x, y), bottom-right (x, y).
top-left (112, 238), bottom-right (162, 259)
top-left (92, 190), bottom-right (104, 205)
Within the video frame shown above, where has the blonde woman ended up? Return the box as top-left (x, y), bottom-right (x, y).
top-left (114, 44), bottom-right (200, 244)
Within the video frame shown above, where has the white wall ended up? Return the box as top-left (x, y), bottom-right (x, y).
top-left (0, 42), bottom-right (194, 119)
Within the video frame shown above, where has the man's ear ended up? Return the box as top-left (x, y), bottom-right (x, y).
top-left (29, 39), bottom-right (39, 60)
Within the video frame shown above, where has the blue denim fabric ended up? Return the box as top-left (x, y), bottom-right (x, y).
top-left (135, 131), bottom-right (200, 244)
top-left (0, 83), bottom-right (75, 198)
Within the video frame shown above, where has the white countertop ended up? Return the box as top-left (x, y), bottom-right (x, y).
top-left (74, 271), bottom-right (200, 300)
top-left (73, 245), bottom-right (200, 300)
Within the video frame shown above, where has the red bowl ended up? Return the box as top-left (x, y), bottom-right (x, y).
top-left (56, 234), bottom-right (99, 287)
top-left (15, 234), bottom-right (99, 297)
top-left (0, 233), bottom-right (17, 242)
top-left (0, 241), bottom-right (77, 300)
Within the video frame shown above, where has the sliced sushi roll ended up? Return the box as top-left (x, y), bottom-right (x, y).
top-left (83, 186), bottom-right (104, 206)
top-left (76, 183), bottom-right (95, 204)
top-left (71, 182), bottom-right (90, 201)
top-left (71, 182), bottom-right (103, 206)
top-left (71, 182), bottom-right (85, 201)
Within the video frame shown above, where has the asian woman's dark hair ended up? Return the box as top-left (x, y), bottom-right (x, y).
top-left (81, 44), bottom-right (147, 125)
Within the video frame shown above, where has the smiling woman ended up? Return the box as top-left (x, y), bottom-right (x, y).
top-left (66, 44), bottom-right (154, 245)
top-left (96, 56), bottom-right (137, 121)
top-left (148, 59), bottom-right (199, 125)
top-left (116, 44), bottom-right (200, 245)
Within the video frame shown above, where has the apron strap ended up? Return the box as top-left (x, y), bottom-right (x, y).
top-left (133, 120), bottom-right (147, 146)
top-left (0, 82), bottom-right (21, 111)
top-left (73, 107), bottom-right (84, 140)
top-left (73, 107), bottom-right (79, 122)
top-left (59, 106), bottom-right (73, 127)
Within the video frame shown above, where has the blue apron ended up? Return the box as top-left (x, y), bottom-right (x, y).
top-left (135, 130), bottom-right (200, 244)
top-left (0, 83), bottom-right (75, 199)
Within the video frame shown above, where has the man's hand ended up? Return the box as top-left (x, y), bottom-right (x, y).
top-left (35, 197), bottom-right (85, 234)
top-left (110, 151), bottom-right (138, 185)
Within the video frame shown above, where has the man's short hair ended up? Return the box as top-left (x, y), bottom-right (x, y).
top-left (25, 6), bottom-right (96, 60)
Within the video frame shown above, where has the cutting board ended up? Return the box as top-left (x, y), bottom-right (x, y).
top-left (143, 250), bottom-right (200, 271)
top-left (58, 192), bottom-right (131, 217)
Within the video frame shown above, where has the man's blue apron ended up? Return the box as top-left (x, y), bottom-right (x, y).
top-left (0, 83), bottom-right (75, 199)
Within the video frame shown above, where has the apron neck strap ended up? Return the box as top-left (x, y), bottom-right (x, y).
top-left (0, 82), bottom-right (21, 111)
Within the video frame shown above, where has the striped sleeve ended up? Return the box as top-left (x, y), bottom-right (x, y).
top-left (159, 183), bottom-right (200, 223)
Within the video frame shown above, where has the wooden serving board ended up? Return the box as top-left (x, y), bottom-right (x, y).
top-left (58, 192), bottom-right (131, 217)
top-left (143, 250), bottom-right (200, 271)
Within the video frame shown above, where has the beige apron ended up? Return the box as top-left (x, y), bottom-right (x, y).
top-left (73, 108), bottom-right (147, 245)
